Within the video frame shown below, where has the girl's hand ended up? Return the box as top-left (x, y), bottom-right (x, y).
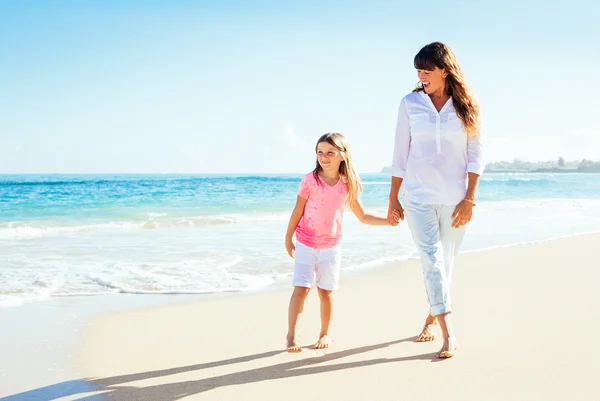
top-left (390, 209), bottom-right (402, 226)
top-left (451, 199), bottom-right (475, 228)
top-left (285, 239), bottom-right (295, 258)
top-left (387, 198), bottom-right (404, 225)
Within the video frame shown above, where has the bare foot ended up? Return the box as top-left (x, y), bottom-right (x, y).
top-left (437, 336), bottom-right (458, 358)
top-left (286, 337), bottom-right (302, 353)
top-left (313, 335), bottom-right (330, 349)
top-left (416, 314), bottom-right (437, 342)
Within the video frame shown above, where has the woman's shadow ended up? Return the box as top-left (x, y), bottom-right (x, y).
top-left (3, 336), bottom-right (439, 401)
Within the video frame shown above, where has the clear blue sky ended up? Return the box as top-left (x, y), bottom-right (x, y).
top-left (1, 0), bottom-right (599, 174)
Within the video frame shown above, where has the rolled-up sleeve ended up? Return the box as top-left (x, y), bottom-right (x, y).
top-left (466, 131), bottom-right (484, 175)
top-left (388, 98), bottom-right (410, 178)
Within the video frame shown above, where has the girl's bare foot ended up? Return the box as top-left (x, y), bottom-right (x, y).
top-left (286, 337), bottom-right (302, 353)
top-left (314, 335), bottom-right (330, 349)
top-left (437, 336), bottom-right (458, 358)
top-left (416, 314), bottom-right (437, 342)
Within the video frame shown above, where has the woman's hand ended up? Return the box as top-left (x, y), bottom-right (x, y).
top-left (451, 199), bottom-right (475, 228)
top-left (388, 198), bottom-right (404, 225)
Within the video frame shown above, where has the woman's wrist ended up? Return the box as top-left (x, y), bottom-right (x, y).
top-left (463, 196), bottom-right (476, 206)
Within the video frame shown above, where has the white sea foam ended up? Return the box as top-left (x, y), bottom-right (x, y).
top-left (0, 213), bottom-right (291, 239)
top-left (90, 274), bottom-right (275, 295)
top-left (345, 254), bottom-right (416, 271)
top-left (2, 197), bottom-right (600, 309)
top-left (0, 221), bottom-right (142, 239)
top-left (0, 294), bottom-right (26, 308)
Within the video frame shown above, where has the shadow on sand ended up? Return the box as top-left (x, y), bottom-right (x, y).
top-left (3, 336), bottom-right (444, 401)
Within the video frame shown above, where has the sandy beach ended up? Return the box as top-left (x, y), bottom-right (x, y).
top-left (4, 233), bottom-right (600, 400)
top-left (4, 1), bottom-right (600, 399)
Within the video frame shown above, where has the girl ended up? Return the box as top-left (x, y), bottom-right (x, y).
top-left (285, 132), bottom-right (400, 353)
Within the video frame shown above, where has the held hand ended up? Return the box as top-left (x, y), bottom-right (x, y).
top-left (390, 209), bottom-right (402, 226)
top-left (285, 239), bottom-right (295, 258)
top-left (451, 199), bottom-right (475, 228)
top-left (387, 198), bottom-right (404, 225)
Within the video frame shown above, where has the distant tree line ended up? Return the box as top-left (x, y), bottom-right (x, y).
top-left (485, 158), bottom-right (600, 173)
top-left (577, 159), bottom-right (600, 172)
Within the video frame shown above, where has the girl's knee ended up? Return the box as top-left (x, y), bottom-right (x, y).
top-left (317, 287), bottom-right (333, 298)
top-left (292, 286), bottom-right (310, 298)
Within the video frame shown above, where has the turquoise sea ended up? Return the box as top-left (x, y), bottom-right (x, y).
top-left (1, 173), bottom-right (599, 308)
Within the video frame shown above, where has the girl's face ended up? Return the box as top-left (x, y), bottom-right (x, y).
top-left (417, 67), bottom-right (447, 96)
top-left (316, 141), bottom-right (344, 173)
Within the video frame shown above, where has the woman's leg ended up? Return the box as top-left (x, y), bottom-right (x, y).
top-left (439, 204), bottom-right (467, 287)
top-left (417, 313), bottom-right (438, 342)
top-left (435, 204), bottom-right (467, 357)
top-left (405, 202), bottom-right (450, 311)
top-left (436, 312), bottom-right (457, 357)
top-left (405, 200), bottom-right (466, 356)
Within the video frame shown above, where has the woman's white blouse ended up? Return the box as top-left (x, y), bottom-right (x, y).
top-left (388, 91), bottom-right (483, 205)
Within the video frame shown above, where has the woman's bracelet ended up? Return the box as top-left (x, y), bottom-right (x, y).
top-left (464, 197), bottom-right (476, 206)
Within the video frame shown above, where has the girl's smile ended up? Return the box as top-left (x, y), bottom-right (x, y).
top-left (316, 143), bottom-right (343, 172)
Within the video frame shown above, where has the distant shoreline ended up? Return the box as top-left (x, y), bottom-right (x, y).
top-left (484, 159), bottom-right (600, 174)
top-left (484, 169), bottom-right (600, 173)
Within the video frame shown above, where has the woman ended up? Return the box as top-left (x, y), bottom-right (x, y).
top-left (387, 42), bottom-right (483, 358)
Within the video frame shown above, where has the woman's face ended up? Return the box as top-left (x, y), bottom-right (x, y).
top-left (417, 67), bottom-right (447, 95)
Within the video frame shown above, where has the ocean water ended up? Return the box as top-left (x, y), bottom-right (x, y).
top-left (1, 173), bottom-right (599, 309)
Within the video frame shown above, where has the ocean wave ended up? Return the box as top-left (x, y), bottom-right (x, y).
top-left (0, 222), bottom-right (143, 239)
top-left (0, 178), bottom-right (128, 187)
top-left (0, 262), bottom-right (274, 309)
top-left (0, 175), bottom-right (303, 187)
top-left (481, 177), bottom-right (553, 183)
top-left (89, 277), bottom-right (238, 295)
top-left (3, 197), bottom-right (600, 240)
top-left (476, 198), bottom-right (600, 211)
top-left (89, 273), bottom-right (275, 295)
top-left (0, 214), bottom-right (280, 239)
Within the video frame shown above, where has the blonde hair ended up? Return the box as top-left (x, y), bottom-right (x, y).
top-left (312, 133), bottom-right (362, 206)
top-left (413, 42), bottom-right (480, 137)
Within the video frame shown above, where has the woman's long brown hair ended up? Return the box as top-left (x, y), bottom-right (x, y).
top-left (413, 42), bottom-right (480, 137)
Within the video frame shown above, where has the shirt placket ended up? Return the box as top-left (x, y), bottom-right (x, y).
top-left (435, 114), bottom-right (442, 154)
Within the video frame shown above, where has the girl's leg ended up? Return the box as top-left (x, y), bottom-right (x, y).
top-left (287, 286), bottom-right (310, 352)
top-left (313, 244), bottom-right (341, 349)
top-left (315, 287), bottom-right (333, 349)
top-left (287, 242), bottom-right (317, 353)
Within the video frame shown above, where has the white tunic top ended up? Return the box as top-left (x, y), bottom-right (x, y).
top-left (388, 91), bottom-right (484, 205)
